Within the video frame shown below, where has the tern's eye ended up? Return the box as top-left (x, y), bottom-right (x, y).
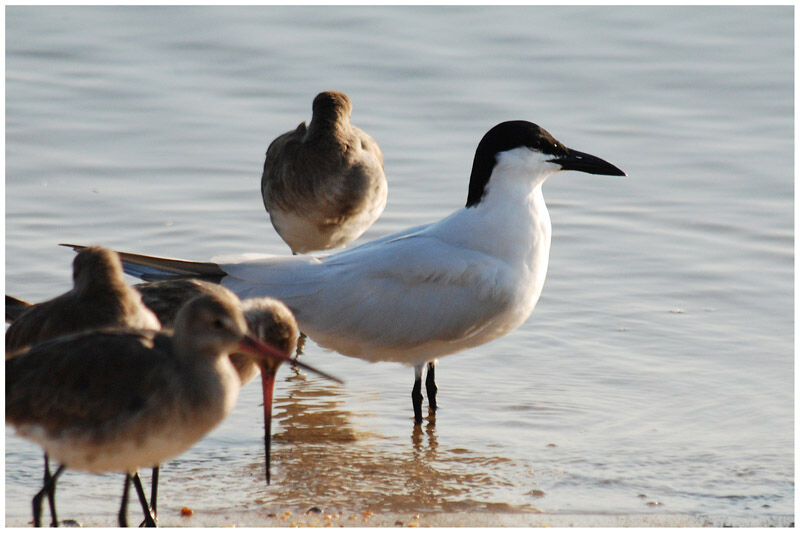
top-left (212, 318), bottom-right (225, 330)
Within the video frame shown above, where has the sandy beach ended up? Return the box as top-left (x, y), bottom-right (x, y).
top-left (3, 510), bottom-right (711, 528)
top-left (8, 506), bottom-right (793, 528)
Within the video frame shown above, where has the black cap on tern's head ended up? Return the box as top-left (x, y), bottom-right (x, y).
top-left (465, 120), bottom-right (626, 207)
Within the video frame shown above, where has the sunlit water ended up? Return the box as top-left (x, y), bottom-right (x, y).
top-left (5, 6), bottom-right (793, 527)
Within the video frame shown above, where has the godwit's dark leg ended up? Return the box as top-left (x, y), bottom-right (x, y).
top-left (132, 472), bottom-right (156, 527)
top-left (412, 364), bottom-right (424, 425)
top-left (33, 464), bottom-right (65, 527)
top-left (119, 473), bottom-right (131, 527)
top-left (139, 465), bottom-right (160, 526)
top-left (425, 360), bottom-right (438, 413)
top-left (43, 453), bottom-right (59, 526)
top-left (150, 466), bottom-right (159, 516)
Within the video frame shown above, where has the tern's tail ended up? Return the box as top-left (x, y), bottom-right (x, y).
top-left (6, 295), bottom-right (33, 323)
top-left (60, 243), bottom-right (226, 283)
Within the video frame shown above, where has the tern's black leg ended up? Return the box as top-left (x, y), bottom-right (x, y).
top-left (412, 364), bottom-right (424, 424)
top-left (425, 361), bottom-right (438, 412)
top-left (34, 464), bottom-right (65, 527)
top-left (43, 454), bottom-right (59, 526)
top-left (132, 472), bottom-right (157, 527)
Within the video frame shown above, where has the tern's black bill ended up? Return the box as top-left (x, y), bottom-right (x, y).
top-left (549, 149), bottom-right (626, 176)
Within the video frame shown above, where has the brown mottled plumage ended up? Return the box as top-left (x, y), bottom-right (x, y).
top-left (6, 290), bottom-right (302, 525)
top-left (261, 90), bottom-right (387, 253)
top-left (5, 246), bottom-right (161, 526)
top-left (6, 246), bottom-right (160, 354)
top-left (134, 279), bottom-right (229, 329)
top-left (135, 279), bottom-right (298, 384)
top-left (239, 297), bottom-right (298, 383)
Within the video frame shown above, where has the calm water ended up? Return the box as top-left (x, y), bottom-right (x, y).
top-left (5, 6), bottom-right (793, 527)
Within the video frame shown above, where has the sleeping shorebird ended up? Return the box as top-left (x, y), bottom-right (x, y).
top-left (261, 90), bottom-right (387, 254)
top-left (5, 246), bottom-right (160, 526)
top-left (6, 289), bottom-right (339, 527)
top-left (64, 119), bottom-right (625, 425)
top-left (134, 278), bottom-right (300, 483)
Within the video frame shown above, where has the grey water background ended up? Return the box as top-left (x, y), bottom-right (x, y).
top-left (5, 5), bottom-right (793, 527)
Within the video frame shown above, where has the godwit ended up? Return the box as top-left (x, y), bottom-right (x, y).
top-left (5, 246), bottom-right (160, 526)
top-left (6, 289), bottom-right (337, 526)
top-left (64, 119), bottom-right (625, 425)
top-left (261, 90), bottom-right (387, 254)
top-left (6, 246), bottom-right (160, 352)
top-left (134, 278), bottom-right (300, 483)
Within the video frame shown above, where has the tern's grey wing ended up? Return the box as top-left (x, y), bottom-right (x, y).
top-left (220, 233), bottom-right (520, 362)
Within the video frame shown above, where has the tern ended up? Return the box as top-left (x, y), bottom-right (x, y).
top-left (261, 90), bottom-right (387, 254)
top-left (64, 119), bottom-right (625, 424)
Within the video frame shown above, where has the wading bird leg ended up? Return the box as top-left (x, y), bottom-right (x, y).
top-left (150, 466), bottom-right (158, 516)
top-left (119, 474), bottom-right (131, 527)
top-left (425, 360), bottom-right (438, 413)
top-left (139, 466), bottom-right (160, 526)
top-left (412, 364), bottom-right (424, 424)
top-left (43, 454), bottom-right (59, 526)
top-left (33, 463), bottom-right (64, 527)
top-left (132, 472), bottom-right (156, 527)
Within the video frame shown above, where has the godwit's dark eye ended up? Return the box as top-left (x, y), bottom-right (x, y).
top-left (213, 319), bottom-right (225, 330)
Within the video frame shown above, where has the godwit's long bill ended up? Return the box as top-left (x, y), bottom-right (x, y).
top-left (134, 279), bottom-right (300, 483)
top-left (63, 119), bottom-right (625, 425)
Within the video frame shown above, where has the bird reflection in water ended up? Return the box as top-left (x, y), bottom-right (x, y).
top-left (245, 372), bottom-right (530, 515)
top-left (273, 371), bottom-right (364, 445)
top-left (411, 419), bottom-right (438, 462)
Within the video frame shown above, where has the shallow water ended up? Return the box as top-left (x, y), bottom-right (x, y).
top-left (5, 6), bottom-right (793, 527)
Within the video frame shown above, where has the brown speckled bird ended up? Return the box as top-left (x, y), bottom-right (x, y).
top-left (6, 246), bottom-right (160, 353)
top-left (5, 246), bottom-right (160, 526)
top-left (261, 90), bottom-right (387, 254)
top-left (134, 278), bottom-right (301, 484)
top-left (6, 290), bottom-right (314, 527)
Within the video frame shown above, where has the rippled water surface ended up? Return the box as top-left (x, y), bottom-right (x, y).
top-left (5, 6), bottom-right (793, 527)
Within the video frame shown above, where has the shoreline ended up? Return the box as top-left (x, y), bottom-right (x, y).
top-left (5, 508), bottom-right (793, 528)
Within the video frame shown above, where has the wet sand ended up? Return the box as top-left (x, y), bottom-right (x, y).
top-left (7, 509), bottom-right (714, 528)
